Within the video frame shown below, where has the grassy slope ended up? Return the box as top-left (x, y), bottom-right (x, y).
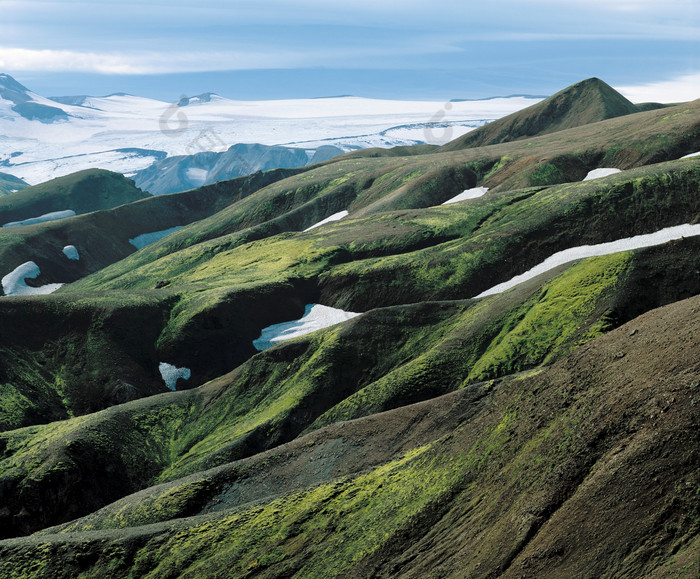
top-left (1, 158), bottom-right (694, 432)
top-left (441, 77), bottom-right (640, 150)
top-left (63, 161), bottom-right (700, 372)
top-left (0, 168), bottom-right (303, 288)
top-left (0, 292), bottom-right (173, 430)
top-left (51, 99), bottom-right (700, 294)
top-left (1, 292), bottom-right (698, 578)
top-left (1, 234), bottom-right (699, 539)
top-left (0, 169), bottom-right (150, 224)
top-left (0, 172), bottom-right (28, 196)
top-left (0, 84), bottom-right (698, 575)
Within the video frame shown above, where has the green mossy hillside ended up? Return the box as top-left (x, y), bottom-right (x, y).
top-left (3, 291), bottom-right (699, 578)
top-left (0, 169), bottom-right (150, 225)
top-left (0, 172), bottom-right (28, 197)
top-left (53, 100), bottom-right (700, 295)
top-left (0, 292), bottom-right (173, 431)
top-left (2, 235), bottom-right (700, 538)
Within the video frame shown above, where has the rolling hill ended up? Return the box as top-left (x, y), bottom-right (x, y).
top-left (0, 169), bottom-right (150, 226)
top-left (0, 78), bottom-right (698, 578)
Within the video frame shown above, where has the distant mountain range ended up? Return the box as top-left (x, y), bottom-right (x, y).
top-left (0, 73), bottom-right (541, 193)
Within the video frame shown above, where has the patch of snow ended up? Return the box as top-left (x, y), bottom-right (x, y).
top-left (475, 223), bottom-right (700, 299)
top-left (583, 168), bottom-right (622, 181)
top-left (3, 209), bottom-right (76, 227)
top-left (129, 226), bottom-right (183, 250)
top-left (186, 167), bottom-right (208, 185)
top-left (158, 362), bottom-right (191, 391)
top-left (253, 304), bottom-right (361, 351)
top-left (681, 151), bottom-right (700, 159)
top-left (441, 187), bottom-right (489, 205)
top-left (62, 245), bottom-right (79, 260)
top-left (304, 210), bottom-right (349, 232)
top-left (1, 261), bottom-right (63, 296)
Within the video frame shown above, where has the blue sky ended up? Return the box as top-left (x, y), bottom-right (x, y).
top-left (0, 0), bottom-right (698, 101)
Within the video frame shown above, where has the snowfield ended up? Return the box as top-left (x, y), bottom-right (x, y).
top-left (62, 245), bottom-right (80, 260)
top-left (129, 226), bottom-right (183, 250)
top-left (441, 187), bottom-right (489, 205)
top-left (1, 261), bottom-right (63, 296)
top-left (304, 210), bottom-right (349, 232)
top-left (3, 209), bottom-right (76, 228)
top-left (253, 304), bottom-right (361, 351)
top-left (158, 362), bottom-right (191, 391)
top-left (583, 168), bottom-right (622, 181)
top-left (0, 80), bottom-right (542, 184)
top-left (475, 223), bottom-right (700, 298)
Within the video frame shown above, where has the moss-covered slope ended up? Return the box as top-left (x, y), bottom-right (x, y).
top-left (0, 168), bottom-right (302, 289)
top-left (1, 234), bottom-right (699, 538)
top-left (0, 169), bottom-right (149, 225)
top-left (0, 81), bottom-right (698, 577)
top-left (1, 292), bottom-right (698, 578)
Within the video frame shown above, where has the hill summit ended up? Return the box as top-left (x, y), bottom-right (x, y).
top-left (442, 77), bottom-right (639, 150)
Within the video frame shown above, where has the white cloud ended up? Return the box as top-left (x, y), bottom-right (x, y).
top-left (0, 39), bottom-right (461, 75)
top-left (615, 73), bottom-right (700, 103)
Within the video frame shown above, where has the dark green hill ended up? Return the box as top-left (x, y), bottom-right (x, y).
top-left (0, 169), bottom-right (149, 226)
top-left (0, 172), bottom-right (27, 196)
top-left (441, 77), bottom-right (640, 151)
top-left (0, 160), bottom-right (698, 531)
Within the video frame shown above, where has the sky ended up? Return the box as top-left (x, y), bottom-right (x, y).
top-left (0, 0), bottom-right (698, 102)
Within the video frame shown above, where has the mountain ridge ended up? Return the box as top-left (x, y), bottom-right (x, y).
top-left (442, 77), bottom-right (641, 151)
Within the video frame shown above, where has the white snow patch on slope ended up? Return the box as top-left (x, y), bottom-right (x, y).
top-left (2, 261), bottom-right (63, 296)
top-left (158, 362), bottom-right (191, 391)
top-left (442, 187), bottom-right (489, 205)
top-left (186, 167), bottom-right (208, 185)
top-left (475, 223), bottom-right (700, 299)
top-left (129, 226), bottom-right (183, 250)
top-left (3, 209), bottom-right (76, 227)
top-left (681, 151), bottom-right (700, 159)
top-left (62, 245), bottom-right (79, 260)
top-left (583, 168), bottom-right (622, 181)
top-left (304, 210), bottom-right (349, 232)
top-left (253, 304), bottom-right (361, 351)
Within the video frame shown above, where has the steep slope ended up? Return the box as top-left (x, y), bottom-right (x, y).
top-left (0, 292), bottom-right (698, 578)
top-left (0, 169), bottom-right (149, 226)
top-left (441, 77), bottom-right (640, 151)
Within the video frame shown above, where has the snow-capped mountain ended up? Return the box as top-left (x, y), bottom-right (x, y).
top-left (0, 73), bottom-right (543, 188)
